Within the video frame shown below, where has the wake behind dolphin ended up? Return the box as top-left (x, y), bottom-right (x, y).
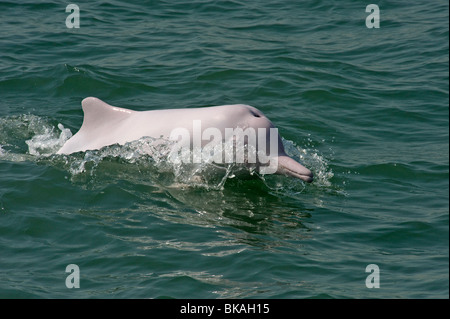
top-left (57, 97), bottom-right (313, 182)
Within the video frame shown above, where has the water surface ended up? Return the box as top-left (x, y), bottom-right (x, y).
top-left (0, 0), bottom-right (448, 298)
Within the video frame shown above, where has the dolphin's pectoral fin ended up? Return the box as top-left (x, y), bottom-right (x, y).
top-left (276, 155), bottom-right (314, 183)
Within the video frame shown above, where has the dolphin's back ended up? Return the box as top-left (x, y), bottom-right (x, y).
top-left (58, 98), bottom-right (256, 155)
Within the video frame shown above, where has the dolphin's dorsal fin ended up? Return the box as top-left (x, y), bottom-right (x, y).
top-left (80, 97), bottom-right (135, 131)
top-left (56, 97), bottom-right (136, 154)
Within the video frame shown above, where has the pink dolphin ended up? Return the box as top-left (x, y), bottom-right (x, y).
top-left (57, 97), bottom-right (313, 182)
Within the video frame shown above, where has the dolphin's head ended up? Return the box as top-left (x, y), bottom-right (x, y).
top-left (236, 104), bottom-right (314, 183)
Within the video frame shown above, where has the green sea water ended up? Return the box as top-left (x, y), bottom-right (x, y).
top-left (0, 0), bottom-right (448, 299)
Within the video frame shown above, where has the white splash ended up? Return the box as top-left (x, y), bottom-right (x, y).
top-left (26, 123), bottom-right (72, 157)
top-left (282, 138), bottom-right (334, 187)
